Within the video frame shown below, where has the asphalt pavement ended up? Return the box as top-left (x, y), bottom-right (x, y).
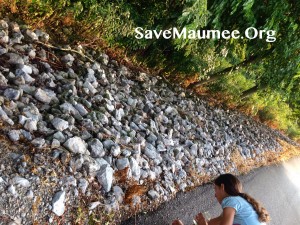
top-left (121, 157), bottom-right (300, 225)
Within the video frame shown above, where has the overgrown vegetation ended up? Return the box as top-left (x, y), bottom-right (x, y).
top-left (0, 0), bottom-right (299, 140)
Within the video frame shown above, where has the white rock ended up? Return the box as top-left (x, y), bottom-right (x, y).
top-left (34, 88), bottom-right (52, 104)
top-left (0, 72), bottom-right (8, 85)
top-left (74, 103), bottom-right (88, 116)
top-left (12, 177), bottom-right (31, 187)
top-left (8, 185), bottom-right (17, 196)
top-left (23, 73), bottom-right (35, 83)
top-left (60, 102), bottom-right (79, 116)
top-left (0, 20), bottom-right (8, 29)
top-left (64, 137), bottom-right (88, 155)
top-left (89, 139), bottom-right (105, 158)
top-left (52, 191), bottom-right (66, 216)
top-left (53, 131), bottom-right (66, 143)
top-left (61, 54), bottom-right (74, 63)
top-left (144, 144), bottom-right (157, 159)
top-left (106, 103), bottom-right (115, 112)
top-left (148, 170), bottom-right (156, 180)
top-left (8, 130), bottom-right (20, 142)
top-left (99, 53), bottom-right (109, 65)
top-left (111, 145), bottom-right (121, 157)
top-left (115, 108), bottom-right (125, 121)
top-left (95, 158), bottom-right (110, 168)
top-left (113, 186), bottom-right (124, 203)
top-left (116, 158), bottom-right (130, 170)
top-left (85, 158), bottom-right (101, 176)
top-left (51, 118), bottom-right (69, 131)
top-left (78, 178), bottom-right (89, 194)
top-left (83, 81), bottom-right (97, 95)
top-left (4, 88), bottom-right (21, 100)
top-left (51, 139), bottom-right (60, 148)
top-left (21, 65), bottom-right (33, 74)
top-left (31, 138), bottom-right (45, 147)
top-left (0, 176), bottom-right (3, 183)
top-left (148, 190), bottom-right (159, 200)
top-left (129, 157), bottom-right (140, 180)
top-left (62, 176), bottom-right (77, 187)
top-left (24, 119), bottom-right (37, 132)
top-left (89, 201), bottom-right (101, 211)
top-left (0, 31), bottom-right (9, 44)
top-left (96, 165), bottom-right (114, 192)
top-left (26, 29), bottom-right (38, 41)
top-left (20, 129), bottom-right (32, 140)
top-left (26, 190), bottom-right (34, 198)
top-left (18, 115), bottom-right (27, 125)
top-left (0, 106), bottom-right (14, 125)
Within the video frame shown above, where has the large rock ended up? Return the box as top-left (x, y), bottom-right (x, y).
top-left (4, 88), bottom-right (21, 100)
top-left (74, 103), bottom-right (88, 116)
top-left (24, 119), bottom-right (38, 132)
top-left (0, 106), bottom-right (14, 125)
top-left (12, 176), bottom-right (31, 187)
top-left (61, 54), bottom-right (74, 63)
top-left (63, 137), bottom-right (89, 155)
top-left (0, 20), bottom-right (9, 30)
top-left (96, 165), bottom-right (114, 192)
top-left (60, 103), bottom-right (82, 119)
top-left (8, 130), bottom-right (20, 141)
top-left (78, 178), bottom-right (89, 194)
top-left (51, 118), bottom-right (69, 131)
top-left (52, 191), bottom-right (66, 216)
top-left (4, 53), bottom-right (24, 65)
top-left (0, 72), bottom-right (8, 86)
top-left (34, 88), bottom-right (52, 104)
top-left (148, 190), bottom-right (160, 200)
top-left (103, 139), bottom-right (115, 150)
top-left (144, 143), bottom-right (158, 159)
top-left (113, 186), bottom-right (124, 203)
top-left (129, 157), bottom-right (140, 180)
top-left (25, 29), bottom-right (38, 41)
top-left (89, 138), bottom-right (105, 158)
top-left (116, 158), bottom-right (130, 170)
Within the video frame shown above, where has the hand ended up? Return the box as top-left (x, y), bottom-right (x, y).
top-left (194, 213), bottom-right (208, 225)
top-left (172, 219), bottom-right (184, 225)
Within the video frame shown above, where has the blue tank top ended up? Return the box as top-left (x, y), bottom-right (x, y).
top-left (221, 196), bottom-right (263, 225)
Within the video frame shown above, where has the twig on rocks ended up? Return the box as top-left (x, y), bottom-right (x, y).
top-left (45, 49), bottom-right (61, 63)
top-left (32, 56), bottom-right (65, 70)
top-left (35, 41), bottom-right (96, 64)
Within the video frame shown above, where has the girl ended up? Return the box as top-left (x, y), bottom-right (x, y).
top-left (172, 173), bottom-right (270, 225)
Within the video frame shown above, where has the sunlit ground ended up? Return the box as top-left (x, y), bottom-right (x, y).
top-left (283, 157), bottom-right (300, 198)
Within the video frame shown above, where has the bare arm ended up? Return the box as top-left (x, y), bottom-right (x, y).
top-left (219, 208), bottom-right (235, 225)
top-left (194, 213), bottom-right (222, 225)
top-left (207, 215), bottom-right (222, 225)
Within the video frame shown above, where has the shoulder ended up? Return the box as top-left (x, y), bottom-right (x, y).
top-left (221, 196), bottom-right (243, 211)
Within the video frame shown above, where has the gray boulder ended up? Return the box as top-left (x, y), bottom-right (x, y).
top-left (4, 88), bottom-right (21, 100)
top-left (51, 118), bottom-right (69, 131)
top-left (34, 88), bottom-right (52, 104)
top-left (96, 165), bottom-right (114, 192)
top-left (116, 158), bottom-right (130, 170)
top-left (52, 191), bottom-right (66, 216)
top-left (64, 137), bottom-right (89, 155)
top-left (89, 138), bottom-right (105, 158)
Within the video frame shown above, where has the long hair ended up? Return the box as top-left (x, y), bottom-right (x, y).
top-left (214, 174), bottom-right (270, 223)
